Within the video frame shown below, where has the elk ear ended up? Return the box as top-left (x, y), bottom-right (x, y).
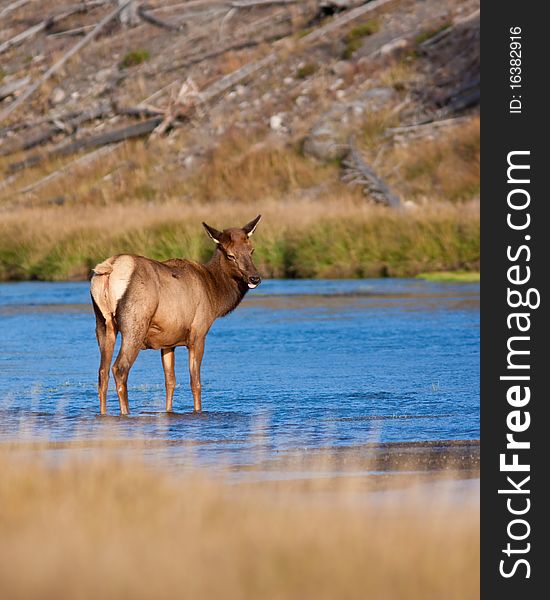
top-left (242, 215), bottom-right (261, 237)
top-left (203, 222), bottom-right (223, 244)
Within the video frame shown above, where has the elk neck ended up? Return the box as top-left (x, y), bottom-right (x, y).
top-left (204, 249), bottom-right (249, 318)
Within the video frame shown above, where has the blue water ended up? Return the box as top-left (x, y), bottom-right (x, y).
top-left (0, 279), bottom-right (479, 466)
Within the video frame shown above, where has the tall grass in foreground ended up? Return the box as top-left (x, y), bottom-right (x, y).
top-left (0, 199), bottom-right (479, 280)
top-left (0, 453), bottom-right (479, 600)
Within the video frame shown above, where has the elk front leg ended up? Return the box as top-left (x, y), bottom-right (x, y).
top-left (188, 339), bottom-right (205, 413)
top-left (161, 347), bottom-right (176, 412)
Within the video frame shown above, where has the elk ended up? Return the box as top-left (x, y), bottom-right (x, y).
top-left (90, 216), bottom-right (262, 415)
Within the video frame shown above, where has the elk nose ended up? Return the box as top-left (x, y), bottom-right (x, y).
top-left (248, 276), bottom-right (261, 288)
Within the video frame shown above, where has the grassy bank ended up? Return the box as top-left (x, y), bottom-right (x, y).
top-left (0, 452), bottom-right (479, 599)
top-left (417, 270), bottom-right (480, 283)
top-left (0, 199), bottom-right (479, 281)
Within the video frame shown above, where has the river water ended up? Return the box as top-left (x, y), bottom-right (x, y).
top-left (0, 279), bottom-right (479, 470)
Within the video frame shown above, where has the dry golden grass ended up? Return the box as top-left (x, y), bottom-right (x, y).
top-left (0, 197), bottom-right (479, 280)
top-left (388, 118), bottom-right (480, 202)
top-left (0, 116), bottom-right (480, 209)
top-left (0, 451), bottom-right (479, 600)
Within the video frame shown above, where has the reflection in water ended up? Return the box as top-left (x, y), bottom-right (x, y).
top-left (0, 279), bottom-right (479, 470)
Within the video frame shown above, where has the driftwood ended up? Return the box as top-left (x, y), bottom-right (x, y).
top-left (0, 2), bottom-right (108, 55)
top-left (115, 105), bottom-right (165, 118)
top-left (231, 0), bottom-right (297, 7)
top-left (117, 0), bottom-right (140, 26)
top-left (148, 1), bottom-right (229, 12)
top-left (0, 0), bottom-right (32, 20)
top-left (0, 20), bottom-right (51, 55)
top-left (0, 76), bottom-right (30, 101)
top-left (342, 141), bottom-right (401, 208)
top-left (137, 4), bottom-right (186, 30)
top-left (420, 8), bottom-right (480, 48)
top-left (0, 102), bottom-right (113, 157)
top-left (8, 117), bottom-right (162, 173)
top-left (48, 24), bottom-right (96, 38)
top-left (0, 0), bottom-right (133, 123)
top-left (302, 0), bottom-right (394, 43)
top-left (386, 116), bottom-right (471, 138)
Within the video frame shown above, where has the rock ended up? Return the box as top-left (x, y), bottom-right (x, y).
top-left (235, 85), bottom-right (246, 96)
top-left (302, 123), bottom-right (345, 161)
top-left (302, 88), bottom-right (395, 162)
top-left (95, 68), bottom-right (112, 83)
top-left (51, 87), bottom-right (66, 105)
top-left (295, 95), bottom-right (309, 107)
top-left (283, 77), bottom-right (294, 85)
top-left (359, 86), bottom-right (394, 106)
top-left (331, 61), bottom-right (353, 78)
top-left (269, 113), bottom-right (286, 132)
top-left (379, 38), bottom-right (409, 56)
top-left (329, 78), bottom-right (344, 91)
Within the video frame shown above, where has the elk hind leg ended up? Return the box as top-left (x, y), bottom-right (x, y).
top-left (112, 336), bottom-right (142, 416)
top-left (93, 300), bottom-right (116, 415)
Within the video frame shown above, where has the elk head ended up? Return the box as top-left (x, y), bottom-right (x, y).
top-left (203, 215), bottom-right (262, 288)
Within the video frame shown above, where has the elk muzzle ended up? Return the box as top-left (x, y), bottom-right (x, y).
top-left (248, 275), bottom-right (261, 289)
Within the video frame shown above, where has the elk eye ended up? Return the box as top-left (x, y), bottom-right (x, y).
top-left (227, 253), bottom-right (236, 261)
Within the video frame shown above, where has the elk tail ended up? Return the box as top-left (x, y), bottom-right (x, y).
top-left (90, 258), bottom-right (115, 322)
top-left (92, 259), bottom-right (114, 276)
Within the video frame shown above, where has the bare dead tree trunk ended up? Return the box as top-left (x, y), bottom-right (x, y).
top-left (116, 0), bottom-right (139, 26)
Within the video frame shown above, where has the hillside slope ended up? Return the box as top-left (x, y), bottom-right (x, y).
top-left (0, 0), bottom-right (479, 280)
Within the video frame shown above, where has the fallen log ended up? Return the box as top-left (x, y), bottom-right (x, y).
top-left (0, 2), bottom-right (108, 54)
top-left (386, 116), bottom-right (471, 137)
top-left (0, 0), bottom-right (32, 20)
top-left (148, 1), bottom-right (229, 12)
top-left (0, 102), bottom-right (112, 157)
top-left (0, 20), bottom-right (51, 55)
top-left (342, 141), bottom-right (402, 208)
top-left (0, 76), bottom-right (30, 101)
top-left (0, 0), bottom-right (133, 123)
top-left (231, 0), bottom-right (297, 7)
top-left (8, 117), bottom-right (163, 173)
top-left (302, 0), bottom-right (394, 43)
top-left (137, 3), bottom-right (186, 30)
top-left (48, 24), bottom-right (96, 38)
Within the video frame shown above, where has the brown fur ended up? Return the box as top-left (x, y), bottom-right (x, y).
top-left (90, 216), bottom-right (262, 415)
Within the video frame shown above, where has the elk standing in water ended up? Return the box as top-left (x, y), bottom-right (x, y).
top-left (90, 216), bottom-right (262, 415)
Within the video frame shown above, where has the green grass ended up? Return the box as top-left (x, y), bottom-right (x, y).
top-left (0, 203), bottom-right (480, 281)
top-left (120, 49), bottom-right (151, 69)
top-left (341, 20), bottom-right (381, 59)
top-left (415, 22), bottom-right (452, 45)
top-left (296, 63), bottom-right (317, 79)
top-left (416, 271), bottom-right (480, 283)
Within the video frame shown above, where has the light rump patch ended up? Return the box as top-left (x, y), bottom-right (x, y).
top-left (106, 255), bottom-right (135, 315)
